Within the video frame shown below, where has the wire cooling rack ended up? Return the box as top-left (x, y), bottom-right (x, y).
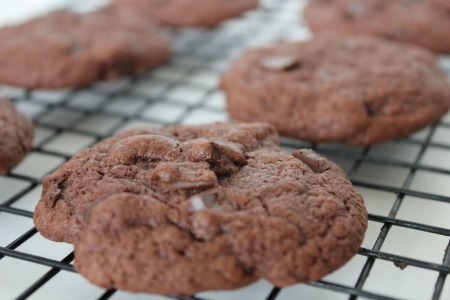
top-left (1, 0), bottom-right (449, 299)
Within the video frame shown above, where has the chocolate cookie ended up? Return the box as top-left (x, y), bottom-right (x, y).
top-left (304, 0), bottom-right (450, 54)
top-left (0, 98), bottom-right (34, 174)
top-left (221, 35), bottom-right (450, 145)
top-left (34, 122), bottom-right (367, 295)
top-left (0, 9), bottom-right (170, 89)
top-left (111, 0), bottom-right (259, 28)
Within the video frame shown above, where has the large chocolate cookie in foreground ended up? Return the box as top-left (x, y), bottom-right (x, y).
top-left (34, 122), bottom-right (367, 295)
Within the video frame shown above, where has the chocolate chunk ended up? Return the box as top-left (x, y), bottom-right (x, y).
top-left (166, 139), bottom-right (247, 176)
top-left (292, 149), bottom-right (331, 173)
top-left (151, 162), bottom-right (218, 192)
top-left (108, 135), bottom-right (178, 165)
top-left (168, 139), bottom-right (222, 162)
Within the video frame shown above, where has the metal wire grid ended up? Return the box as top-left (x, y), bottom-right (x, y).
top-left (0, 0), bottom-right (449, 299)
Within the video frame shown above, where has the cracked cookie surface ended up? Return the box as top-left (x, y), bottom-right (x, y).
top-left (304, 0), bottom-right (450, 54)
top-left (34, 122), bottom-right (367, 295)
top-left (221, 35), bottom-right (450, 145)
top-left (0, 98), bottom-right (34, 174)
top-left (0, 9), bottom-right (170, 89)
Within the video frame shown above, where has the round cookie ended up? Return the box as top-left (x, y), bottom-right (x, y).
top-left (221, 35), bottom-right (450, 145)
top-left (111, 0), bottom-right (259, 28)
top-left (34, 122), bottom-right (367, 295)
top-left (303, 0), bottom-right (450, 54)
top-left (0, 9), bottom-right (170, 89)
top-left (0, 98), bottom-right (34, 174)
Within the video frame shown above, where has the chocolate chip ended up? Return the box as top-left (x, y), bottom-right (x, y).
top-left (292, 149), bottom-right (331, 173)
top-left (177, 139), bottom-right (222, 163)
top-left (167, 139), bottom-right (246, 176)
top-left (260, 55), bottom-right (299, 71)
top-left (108, 135), bottom-right (178, 166)
top-left (213, 142), bottom-right (246, 165)
top-left (151, 162), bottom-right (218, 192)
top-left (208, 142), bottom-right (246, 176)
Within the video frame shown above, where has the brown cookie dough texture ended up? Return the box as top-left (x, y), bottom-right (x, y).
top-left (0, 98), bottom-right (34, 174)
top-left (34, 122), bottom-right (367, 295)
top-left (304, 0), bottom-right (450, 54)
top-left (111, 0), bottom-right (259, 27)
top-left (221, 35), bottom-right (450, 145)
top-left (0, 9), bottom-right (170, 89)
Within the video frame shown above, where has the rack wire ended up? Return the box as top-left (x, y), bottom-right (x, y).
top-left (0, 0), bottom-right (449, 299)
